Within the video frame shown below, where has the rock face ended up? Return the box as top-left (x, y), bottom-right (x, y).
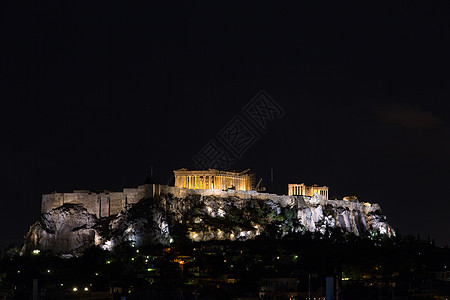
top-left (22, 188), bottom-right (395, 257)
top-left (22, 204), bottom-right (98, 257)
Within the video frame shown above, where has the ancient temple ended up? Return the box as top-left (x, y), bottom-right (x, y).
top-left (173, 168), bottom-right (253, 191)
top-left (288, 183), bottom-right (329, 199)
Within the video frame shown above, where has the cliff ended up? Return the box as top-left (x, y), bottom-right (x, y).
top-left (22, 187), bottom-right (395, 257)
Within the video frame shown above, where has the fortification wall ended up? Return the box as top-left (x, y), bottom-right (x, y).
top-left (42, 194), bottom-right (64, 214)
top-left (41, 184), bottom-right (155, 218)
top-left (156, 186), bottom-right (379, 213)
top-left (42, 184), bottom-right (377, 219)
top-left (304, 197), bottom-right (380, 214)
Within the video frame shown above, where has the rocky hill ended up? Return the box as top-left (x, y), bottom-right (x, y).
top-left (22, 189), bottom-right (395, 257)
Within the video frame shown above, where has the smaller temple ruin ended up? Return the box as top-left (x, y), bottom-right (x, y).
top-left (288, 183), bottom-right (329, 199)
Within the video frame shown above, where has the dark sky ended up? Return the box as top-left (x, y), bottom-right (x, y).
top-left (2, 2), bottom-right (450, 247)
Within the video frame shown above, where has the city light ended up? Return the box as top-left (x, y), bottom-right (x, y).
top-left (73, 287), bottom-right (78, 292)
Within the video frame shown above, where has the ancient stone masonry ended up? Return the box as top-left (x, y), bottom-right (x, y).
top-left (288, 183), bottom-right (329, 199)
top-left (41, 184), bottom-right (156, 218)
top-left (173, 168), bottom-right (253, 191)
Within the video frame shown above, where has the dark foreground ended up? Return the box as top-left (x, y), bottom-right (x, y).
top-left (1, 232), bottom-right (449, 299)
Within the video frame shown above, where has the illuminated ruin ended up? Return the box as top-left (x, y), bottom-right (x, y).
top-left (173, 168), bottom-right (253, 191)
top-left (288, 183), bottom-right (329, 199)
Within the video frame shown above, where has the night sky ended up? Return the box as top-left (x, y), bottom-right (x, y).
top-left (2, 2), bottom-right (450, 247)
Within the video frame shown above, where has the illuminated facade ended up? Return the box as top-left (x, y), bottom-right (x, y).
top-left (288, 183), bottom-right (328, 199)
top-left (173, 168), bottom-right (253, 191)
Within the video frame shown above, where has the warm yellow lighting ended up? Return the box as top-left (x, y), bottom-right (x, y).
top-left (174, 258), bottom-right (187, 266)
top-left (174, 169), bottom-right (252, 191)
top-left (84, 287), bottom-right (89, 291)
top-left (73, 287), bottom-right (78, 292)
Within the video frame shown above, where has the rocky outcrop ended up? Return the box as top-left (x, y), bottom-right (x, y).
top-left (22, 188), bottom-right (395, 257)
top-left (21, 204), bottom-right (99, 257)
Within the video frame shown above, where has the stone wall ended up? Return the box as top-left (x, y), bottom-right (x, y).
top-left (41, 184), bottom-right (155, 218)
top-left (42, 184), bottom-right (378, 219)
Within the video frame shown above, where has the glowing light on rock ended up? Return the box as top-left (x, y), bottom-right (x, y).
top-left (217, 208), bottom-right (225, 217)
top-left (101, 240), bottom-right (114, 251)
